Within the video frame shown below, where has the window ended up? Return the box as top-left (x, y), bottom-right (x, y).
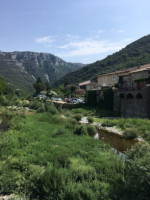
top-left (103, 76), bottom-right (106, 83)
top-left (112, 75), bottom-right (115, 80)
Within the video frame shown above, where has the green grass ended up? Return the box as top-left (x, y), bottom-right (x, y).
top-left (94, 117), bottom-right (150, 143)
top-left (0, 112), bottom-right (125, 199)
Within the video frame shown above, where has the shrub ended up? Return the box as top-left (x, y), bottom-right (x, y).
top-left (73, 114), bottom-right (82, 122)
top-left (73, 125), bottom-right (87, 136)
top-left (37, 104), bottom-right (46, 113)
top-left (101, 120), bottom-right (115, 127)
top-left (123, 128), bottom-right (139, 139)
top-left (57, 104), bottom-right (62, 113)
top-left (45, 102), bottom-right (58, 114)
top-left (52, 128), bottom-right (66, 137)
top-left (87, 116), bottom-right (94, 123)
top-left (125, 143), bottom-right (150, 199)
top-left (86, 125), bottom-right (97, 134)
top-left (22, 102), bottom-right (29, 107)
top-left (28, 100), bottom-right (40, 110)
top-left (65, 118), bottom-right (77, 129)
top-left (0, 96), bottom-right (10, 106)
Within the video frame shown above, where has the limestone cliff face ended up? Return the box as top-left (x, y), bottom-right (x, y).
top-left (0, 51), bottom-right (84, 91)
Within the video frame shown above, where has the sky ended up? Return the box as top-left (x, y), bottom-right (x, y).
top-left (0, 0), bottom-right (150, 64)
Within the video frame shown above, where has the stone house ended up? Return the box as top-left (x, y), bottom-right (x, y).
top-left (97, 68), bottom-right (133, 87)
top-left (114, 64), bottom-right (150, 118)
top-left (78, 80), bottom-right (91, 90)
top-left (86, 68), bottom-right (133, 104)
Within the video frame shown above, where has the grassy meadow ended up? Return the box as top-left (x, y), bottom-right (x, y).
top-left (0, 102), bottom-right (150, 200)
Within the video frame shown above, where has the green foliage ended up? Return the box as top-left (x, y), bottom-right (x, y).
top-left (70, 84), bottom-right (77, 94)
top-left (86, 125), bottom-right (97, 134)
top-left (0, 95), bottom-right (10, 106)
top-left (124, 143), bottom-right (150, 200)
top-left (54, 34), bottom-right (150, 87)
top-left (101, 120), bottom-right (115, 127)
top-left (0, 76), bottom-right (5, 96)
top-left (73, 114), bottom-right (82, 122)
top-left (87, 116), bottom-right (94, 123)
top-left (95, 117), bottom-right (150, 143)
top-left (52, 128), bottom-right (66, 137)
top-left (73, 125), bottom-right (88, 136)
top-left (99, 88), bottom-right (114, 110)
top-left (0, 111), bottom-right (130, 200)
top-left (123, 128), bottom-right (139, 139)
top-left (28, 99), bottom-right (59, 114)
top-left (46, 102), bottom-right (58, 114)
top-left (33, 77), bottom-right (46, 94)
top-left (86, 91), bottom-right (97, 106)
top-left (65, 117), bottom-right (77, 129)
top-left (37, 103), bottom-right (46, 113)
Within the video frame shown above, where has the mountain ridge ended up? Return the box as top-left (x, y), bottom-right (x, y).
top-left (0, 51), bottom-right (84, 91)
top-left (54, 34), bottom-right (150, 86)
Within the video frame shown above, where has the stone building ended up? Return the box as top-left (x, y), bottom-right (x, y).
top-left (114, 64), bottom-right (150, 118)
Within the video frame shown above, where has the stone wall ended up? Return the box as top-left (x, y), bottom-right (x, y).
top-left (114, 86), bottom-right (150, 118)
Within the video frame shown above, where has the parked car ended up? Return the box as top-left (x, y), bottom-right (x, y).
top-left (52, 97), bottom-right (62, 101)
top-left (37, 95), bottom-right (48, 99)
top-left (77, 99), bottom-right (83, 103)
top-left (70, 98), bottom-right (84, 103)
top-left (65, 98), bottom-right (71, 103)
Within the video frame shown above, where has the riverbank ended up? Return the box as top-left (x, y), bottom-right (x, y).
top-left (93, 117), bottom-right (150, 144)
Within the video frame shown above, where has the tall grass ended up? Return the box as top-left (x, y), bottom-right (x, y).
top-left (0, 112), bottom-right (125, 199)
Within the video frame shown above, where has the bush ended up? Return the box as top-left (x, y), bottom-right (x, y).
top-left (29, 100), bottom-right (40, 110)
top-left (52, 128), bottom-right (66, 137)
top-left (65, 118), bottom-right (77, 129)
top-left (87, 116), bottom-right (94, 123)
top-left (37, 104), bottom-right (46, 113)
top-left (101, 120), bottom-right (115, 127)
top-left (73, 114), bottom-right (82, 122)
top-left (73, 125), bottom-right (87, 136)
top-left (86, 125), bottom-right (97, 134)
top-left (57, 104), bottom-right (62, 113)
top-left (0, 96), bottom-right (10, 106)
top-left (45, 102), bottom-right (58, 114)
top-left (125, 143), bottom-right (150, 199)
top-left (123, 128), bottom-right (139, 139)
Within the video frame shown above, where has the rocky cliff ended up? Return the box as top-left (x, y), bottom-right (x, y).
top-left (0, 51), bottom-right (84, 91)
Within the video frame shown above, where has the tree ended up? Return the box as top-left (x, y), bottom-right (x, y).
top-left (45, 81), bottom-right (51, 92)
top-left (70, 84), bottom-right (76, 94)
top-left (0, 76), bottom-right (5, 95)
top-left (33, 77), bottom-right (46, 94)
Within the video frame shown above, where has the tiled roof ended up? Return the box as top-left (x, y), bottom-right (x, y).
top-left (98, 64), bottom-right (150, 78)
top-left (79, 80), bottom-right (91, 86)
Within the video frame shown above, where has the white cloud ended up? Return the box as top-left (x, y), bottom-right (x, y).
top-left (35, 36), bottom-right (56, 44)
top-left (58, 38), bottom-right (133, 58)
top-left (97, 29), bottom-right (104, 34)
top-left (117, 30), bottom-right (125, 33)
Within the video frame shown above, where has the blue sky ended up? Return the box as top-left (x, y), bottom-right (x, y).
top-left (0, 0), bottom-right (150, 64)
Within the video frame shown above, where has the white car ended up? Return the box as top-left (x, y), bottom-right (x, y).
top-left (77, 99), bottom-right (83, 103)
top-left (52, 97), bottom-right (62, 101)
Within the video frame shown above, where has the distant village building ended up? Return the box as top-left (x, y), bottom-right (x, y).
top-left (83, 63), bottom-right (150, 118)
top-left (85, 68), bottom-right (133, 107)
top-left (114, 64), bottom-right (150, 118)
top-left (78, 80), bottom-right (92, 90)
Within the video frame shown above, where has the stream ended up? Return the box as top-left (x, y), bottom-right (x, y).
top-left (89, 127), bottom-right (139, 157)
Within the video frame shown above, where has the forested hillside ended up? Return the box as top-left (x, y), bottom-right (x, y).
top-left (54, 34), bottom-right (150, 86)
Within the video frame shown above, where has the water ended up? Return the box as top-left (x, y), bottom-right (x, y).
top-left (91, 128), bottom-right (138, 154)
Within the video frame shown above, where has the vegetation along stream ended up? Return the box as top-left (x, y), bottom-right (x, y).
top-left (90, 128), bottom-right (139, 154)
